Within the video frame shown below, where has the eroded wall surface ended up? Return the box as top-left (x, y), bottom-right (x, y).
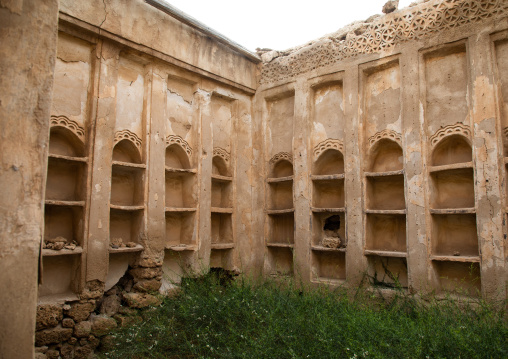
top-left (256, 0), bottom-right (508, 298)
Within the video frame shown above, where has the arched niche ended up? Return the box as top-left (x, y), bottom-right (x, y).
top-left (271, 159), bottom-right (293, 178)
top-left (113, 139), bottom-right (142, 164)
top-left (212, 156), bottom-right (229, 176)
top-left (431, 134), bottom-right (472, 167)
top-left (165, 144), bottom-right (190, 169)
top-left (368, 139), bottom-right (403, 172)
top-left (313, 149), bottom-right (344, 175)
top-left (49, 127), bottom-right (85, 157)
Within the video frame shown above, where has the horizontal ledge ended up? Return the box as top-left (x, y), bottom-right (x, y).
top-left (311, 245), bottom-right (346, 252)
top-left (430, 208), bottom-right (476, 215)
top-left (428, 162), bottom-right (473, 173)
top-left (211, 207), bottom-right (233, 214)
top-left (211, 174), bottom-right (233, 182)
top-left (365, 209), bottom-right (406, 215)
top-left (364, 169), bottom-right (404, 177)
top-left (110, 204), bottom-right (145, 211)
top-left (364, 250), bottom-right (407, 258)
top-left (45, 200), bottom-right (85, 207)
top-left (166, 244), bottom-right (197, 251)
top-left (312, 207), bottom-right (345, 213)
top-left (430, 255), bottom-right (480, 263)
top-left (267, 176), bottom-right (293, 183)
top-left (48, 154), bottom-right (88, 163)
top-left (266, 243), bottom-right (294, 248)
top-left (42, 247), bottom-right (83, 256)
top-left (109, 244), bottom-right (144, 253)
top-left (112, 161), bottom-right (146, 169)
top-left (165, 167), bottom-right (197, 174)
top-left (311, 174), bottom-right (345, 181)
top-left (38, 292), bottom-right (79, 305)
top-left (266, 208), bottom-right (295, 215)
top-left (211, 243), bottom-right (235, 250)
top-left (165, 207), bottom-right (197, 213)
top-left (311, 278), bottom-right (345, 286)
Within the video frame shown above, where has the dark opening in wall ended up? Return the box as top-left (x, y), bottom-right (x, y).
top-left (324, 215), bottom-right (341, 232)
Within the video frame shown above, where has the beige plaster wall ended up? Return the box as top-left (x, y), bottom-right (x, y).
top-left (0, 0), bottom-right (59, 357)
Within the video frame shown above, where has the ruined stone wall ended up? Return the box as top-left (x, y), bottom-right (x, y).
top-left (34, 1), bottom-right (259, 356)
top-left (256, 0), bottom-right (508, 298)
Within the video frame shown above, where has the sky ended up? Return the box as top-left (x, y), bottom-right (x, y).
top-left (161, 0), bottom-right (414, 52)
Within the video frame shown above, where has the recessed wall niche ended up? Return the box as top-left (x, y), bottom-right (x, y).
top-left (361, 57), bottom-right (407, 289)
top-left (211, 152), bottom-right (234, 255)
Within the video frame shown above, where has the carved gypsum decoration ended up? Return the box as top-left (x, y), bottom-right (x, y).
top-left (429, 123), bottom-right (471, 148)
top-left (313, 139), bottom-right (344, 158)
top-left (114, 129), bottom-right (143, 152)
top-left (503, 127), bottom-right (508, 143)
top-left (50, 115), bottom-right (85, 143)
top-left (260, 0), bottom-right (508, 84)
top-left (213, 147), bottom-right (230, 163)
top-left (165, 135), bottom-right (192, 156)
top-left (269, 152), bottom-right (293, 165)
top-left (368, 129), bottom-right (402, 148)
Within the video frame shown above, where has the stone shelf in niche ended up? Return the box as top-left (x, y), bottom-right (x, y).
top-left (266, 175), bottom-right (293, 183)
top-left (365, 209), bottom-right (406, 215)
top-left (211, 243), bottom-right (235, 250)
top-left (110, 204), bottom-right (144, 211)
top-left (211, 174), bottom-right (233, 182)
top-left (165, 167), bottom-right (196, 175)
top-left (311, 245), bottom-right (346, 252)
top-left (266, 243), bottom-right (294, 248)
top-left (211, 207), bottom-right (233, 214)
top-left (112, 160), bottom-right (146, 169)
top-left (109, 244), bottom-right (144, 253)
top-left (364, 249), bottom-right (407, 258)
top-left (165, 207), bottom-right (197, 213)
top-left (430, 255), bottom-right (480, 263)
top-left (45, 200), bottom-right (85, 207)
top-left (311, 207), bottom-right (345, 213)
top-left (166, 244), bottom-right (197, 251)
top-left (428, 162), bottom-right (473, 173)
top-left (430, 208), bottom-right (475, 215)
top-left (267, 208), bottom-right (295, 215)
top-left (311, 278), bottom-right (345, 286)
top-left (311, 174), bottom-right (345, 181)
top-left (42, 247), bottom-right (83, 256)
top-left (364, 169), bottom-right (404, 177)
top-left (48, 153), bottom-right (88, 163)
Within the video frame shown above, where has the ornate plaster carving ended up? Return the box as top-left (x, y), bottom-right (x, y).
top-left (368, 129), bottom-right (402, 147)
top-left (313, 139), bottom-right (344, 158)
top-left (429, 123), bottom-right (471, 148)
top-left (50, 115), bottom-right (85, 143)
top-left (260, 0), bottom-right (508, 84)
top-left (502, 127), bottom-right (508, 143)
top-left (213, 147), bottom-right (230, 163)
top-left (165, 135), bottom-right (192, 156)
top-left (269, 152), bottom-right (293, 165)
top-left (114, 130), bottom-right (142, 152)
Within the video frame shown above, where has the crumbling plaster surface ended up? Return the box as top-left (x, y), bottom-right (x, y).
top-left (59, 0), bottom-right (259, 91)
top-left (0, 0), bottom-right (59, 357)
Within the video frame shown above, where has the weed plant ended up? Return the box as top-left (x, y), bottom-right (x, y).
top-left (101, 274), bottom-right (507, 359)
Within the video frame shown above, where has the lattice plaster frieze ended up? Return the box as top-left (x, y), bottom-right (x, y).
top-left (165, 135), bottom-right (192, 156)
top-left (213, 147), bottom-right (230, 163)
top-left (269, 152), bottom-right (293, 164)
top-left (314, 139), bottom-right (344, 158)
top-left (429, 123), bottom-right (471, 148)
top-left (503, 127), bottom-right (508, 143)
top-left (260, 0), bottom-right (508, 84)
top-left (368, 129), bottom-right (402, 147)
top-left (50, 115), bottom-right (85, 142)
top-left (114, 130), bottom-right (143, 152)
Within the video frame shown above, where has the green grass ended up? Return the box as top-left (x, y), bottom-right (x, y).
top-left (100, 274), bottom-right (508, 359)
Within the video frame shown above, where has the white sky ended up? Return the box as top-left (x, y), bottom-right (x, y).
top-left (162, 0), bottom-right (414, 52)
